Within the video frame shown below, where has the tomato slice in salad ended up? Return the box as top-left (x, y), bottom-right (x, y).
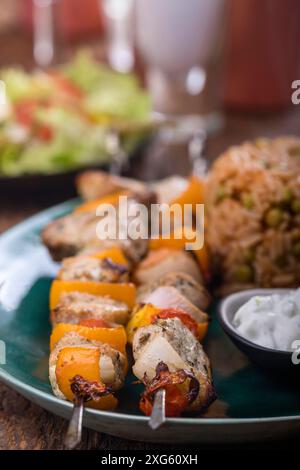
top-left (48, 72), bottom-right (84, 98)
top-left (14, 99), bottom-right (53, 141)
top-left (14, 99), bottom-right (38, 127)
top-left (13, 72), bottom-right (84, 141)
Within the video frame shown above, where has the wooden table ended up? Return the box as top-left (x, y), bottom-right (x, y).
top-left (1, 107), bottom-right (300, 450)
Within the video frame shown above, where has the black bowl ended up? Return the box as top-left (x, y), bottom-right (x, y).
top-left (0, 133), bottom-right (153, 199)
top-left (218, 289), bottom-right (300, 373)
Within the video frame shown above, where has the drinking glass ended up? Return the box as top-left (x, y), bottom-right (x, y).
top-left (33, 0), bottom-right (56, 68)
top-left (101, 0), bottom-right (134, 73)
top-left (135, 0), bottom-right (225, 134)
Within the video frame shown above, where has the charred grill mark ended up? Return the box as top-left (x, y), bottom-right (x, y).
top-left (139, 333), bottom-right (151, 346)
top-left (70, 375), bottom-right (113, 404)
top-left (101, 257), bottom-right (129, 275)
top-left (140, 362), bottom-right (200, 417)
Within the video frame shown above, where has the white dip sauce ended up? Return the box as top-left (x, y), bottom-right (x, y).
top-left (233, 290), bottom-right (300, 351)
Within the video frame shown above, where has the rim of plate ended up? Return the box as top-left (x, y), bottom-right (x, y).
top-left (0, 199), bottom-right (299, 425)
top-left (1, 366), bottom-right (300, 425)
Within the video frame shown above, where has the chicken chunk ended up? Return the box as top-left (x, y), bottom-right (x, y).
top-left (137, 272), bottom-right (210, 310)
top-left (41, 211), bottom-right (99, 261)
top-left (76, 170), bottom-right (149, 201)
top-left (132, 317), bottom-right (215, 412)
top-left (133, 249), bottom-right (203, 285)
top-left (58, 255), bottom-right (129, 283)
top-left (51, 292), bottom-right (130, 326)
top-left (42, 202), bottom-right (149, 263)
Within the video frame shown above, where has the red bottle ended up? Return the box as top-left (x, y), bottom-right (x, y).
top-left (223, 0), bottom-right (300, 111)
top-left (22, 0), bottom-right (104, 40)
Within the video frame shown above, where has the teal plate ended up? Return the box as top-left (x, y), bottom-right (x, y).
top-left (0, 200), bottom-right (300, 444)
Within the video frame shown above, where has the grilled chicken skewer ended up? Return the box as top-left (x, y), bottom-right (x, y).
top-left (130, 252), bottom-right (215, 426)
top-left (132, 316), bottom-right (215, 420)
top-left (42, 169), bottom-right (213, 436)
top-left (43, 179), bottom-right (148, 445)
top-left (49, 302), bottom-right (129, 448)
top-left (48, 244), bottom-right (134, 447)
top-left (50, 332), bottom-right (127, 450)
top-left (49, 290), bottom-right (129, 448)
top-left (49, 248), bottom-right (131, 384)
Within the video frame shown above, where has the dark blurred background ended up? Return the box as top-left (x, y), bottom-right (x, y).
top-left (0, 0), bottom-right (300, 220)
top-left (0, 0), bottom-right (300, 198)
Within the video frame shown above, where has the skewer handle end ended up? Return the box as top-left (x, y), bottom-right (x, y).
top-left (148, 388), bottom-right (166, 431)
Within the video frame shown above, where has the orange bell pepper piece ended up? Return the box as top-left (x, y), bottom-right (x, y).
top-left (150, 226), bottom-right (200, 251)
top-left (90, 246), bottom-right (129, 267)
top-left (50, 323), bottom-right (127, 354)
top-left (197, 321), bottom-right (209, 342)
top-left (78, 319), bottom-right (110, 328)
top-left (75, 190), bottom-right (129, 214)
top-left (170, 175), bottom-right (204, 211)
top-left (56, 347), bottom-right (117, 410)
top-left (50, 280), bottom-right (136, 309)
top-left (193, 241), bottom-right (210, 282)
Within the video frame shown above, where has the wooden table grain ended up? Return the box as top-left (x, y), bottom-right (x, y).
top-left (0, 96), bottom-right (300, 449)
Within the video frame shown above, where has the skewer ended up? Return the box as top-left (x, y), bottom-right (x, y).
top-left (148, 388), bottom-right (166, 430)
top-left (106, 116), bottom-right (171, 176)
top-left (188, 129), bottom-right (207, 177)
top-left (64, 398), bottom-right (84, 450)
top-left (106, 129), bottom-right (128, 176)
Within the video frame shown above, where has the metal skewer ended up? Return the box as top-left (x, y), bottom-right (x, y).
top-left (148, 388), bottom-right (166, 430)
top-left (188, 128), bottom-right (207, 177)
top-left (64, 398), bottom-right (84, 450)
top-left (106, 129), bottom-right (129, 176)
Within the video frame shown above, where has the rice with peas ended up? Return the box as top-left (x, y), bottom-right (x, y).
top-left (205, 136), bottom-right (300, 294)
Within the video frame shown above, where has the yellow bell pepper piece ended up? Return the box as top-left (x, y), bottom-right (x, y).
top-left (90, 246), bottom-right (129, 267)
top-left (56, 347), bottom-right (117, 410)
top-left (50, 280), bottom-right (136, 309)
top-left (74, 190), bottom-right (129, 214)
top-left (126, 304), bottom-right (160, 344)
top-left (197, 321), bottom-right (209, 342)
top-left (50, 323), bottom-right (127, 354)
top-left (170, 175), bottom-right (204, 211)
